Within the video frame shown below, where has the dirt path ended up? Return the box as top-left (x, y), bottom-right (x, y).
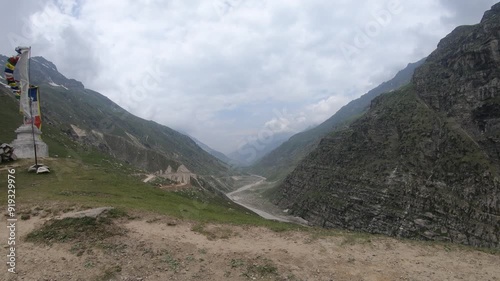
top-left (1, 209), bottom-right (499, 281)
top-left (143, 174), bottom-right (156, 183)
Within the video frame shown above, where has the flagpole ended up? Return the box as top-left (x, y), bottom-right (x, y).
top-left (27, 46), bottom-right (39, 168)
top-left (29, 96), bottom-right (39, 167)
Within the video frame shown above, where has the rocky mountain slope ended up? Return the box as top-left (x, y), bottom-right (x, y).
top-left (0, 56), bottom-right (228, 176)
top-left (251, 58), bottom-right (426, 180)
top-left (276, 3), bottom-right (500, 248)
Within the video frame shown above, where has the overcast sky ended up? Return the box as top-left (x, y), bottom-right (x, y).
top-left (1, 0), bottom-right (497, 154)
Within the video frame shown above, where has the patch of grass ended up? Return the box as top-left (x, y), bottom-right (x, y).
top-left (340, 234), bottom-right (373, 246)
top-left (20, 214), bottom-right (31, 220)
top-left (96, 241), bottom-right (127, 255)
top-left (95, 265), bottom-right (121, 281)
top-left (105, 208), bottom-right (128, 219)
top-left (474, 246), bottom-right (500, 255)
top-left (242, 257), bottom-right (279, 279)
top-left (57, 190), bottom-right (117, 198)
top-left (161, 250), bottom-right (180, 272)
top-left (191, 223), bottom-right (235, 240)
top-left (230, 259), bottom-right (245, 268)
top-left (191, 223), bottom-right (205, 234)
top-left (84, 260), bottom-right (95, 268)
top-left (0, 159), bottom-right (302, 233)
top-left (230, 258), bottom-right (245, 268)
top-left (25, 215), bottom-right (123, 245)
top-left (0, 90), bottom-right (23, 141)
top-left (268, 223), bottom-right (302, 233)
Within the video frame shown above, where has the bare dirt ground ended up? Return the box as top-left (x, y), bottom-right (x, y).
top-left (1, 206), bottom-right (499, 281)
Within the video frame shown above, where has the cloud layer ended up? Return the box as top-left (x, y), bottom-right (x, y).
top-left (1, 0), bottom-right (497, 153)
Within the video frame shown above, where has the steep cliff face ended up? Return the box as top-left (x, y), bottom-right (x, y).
top-left (277, 3), bottom-right (500, 248)
top-left (413, 5), bottom-right (500, 167)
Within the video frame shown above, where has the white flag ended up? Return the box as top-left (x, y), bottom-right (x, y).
top-left (16, 46), bottom-right (31, 119)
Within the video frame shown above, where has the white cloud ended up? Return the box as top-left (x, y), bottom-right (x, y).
top-left (1, 0), bottom-right (497, 153)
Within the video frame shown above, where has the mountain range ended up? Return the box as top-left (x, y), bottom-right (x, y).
top-left (0, 3), bottom-right (499, 250)
top-left (250, 58), bottom-right (426, 180)
top-left (275, 3), bottom-right (500, 248)
top-left (0, 55), bottom-right (230, 186)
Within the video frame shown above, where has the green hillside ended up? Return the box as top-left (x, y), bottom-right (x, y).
top-left (0, 55), bottom-right (228, 176)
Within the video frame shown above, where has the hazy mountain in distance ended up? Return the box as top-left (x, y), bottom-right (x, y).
top-left (251, 58), bottom-right (426, 180)
top-left (188, 135), bottom-right (235, 165)
top-left (228, 131), bottom-right (295, 167)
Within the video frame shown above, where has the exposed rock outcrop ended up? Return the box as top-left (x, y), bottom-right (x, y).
top-left (0, 143), bottom-right (16, 163)
top-left (276, 3), bottom-right (500, 248)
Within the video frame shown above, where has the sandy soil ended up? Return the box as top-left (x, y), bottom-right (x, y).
top-left (1, 207), bottom-right (499, 281)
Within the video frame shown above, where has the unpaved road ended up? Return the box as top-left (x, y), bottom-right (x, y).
top-left (2, 207), bottom-right (499, 281)
top-left (143, 174), bottom-right (156, 183)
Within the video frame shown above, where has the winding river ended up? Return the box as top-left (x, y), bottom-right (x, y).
top-left (225, 176), bottom-right (293, 223)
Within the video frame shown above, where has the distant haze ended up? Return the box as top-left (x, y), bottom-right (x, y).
top-left (1, 0), bottom-right (497, 154)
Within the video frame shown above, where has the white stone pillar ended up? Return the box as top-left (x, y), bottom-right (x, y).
top-left (10, 124), bottom-right (49, 159)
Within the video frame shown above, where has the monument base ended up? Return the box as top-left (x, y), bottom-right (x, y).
top-left (10, 124), bottom-right (49, 159)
